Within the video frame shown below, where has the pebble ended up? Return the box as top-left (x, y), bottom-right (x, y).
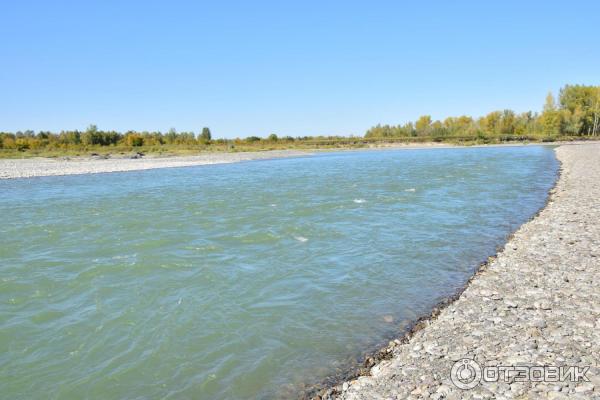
top-left (574, 383), bottom-right (594, 393)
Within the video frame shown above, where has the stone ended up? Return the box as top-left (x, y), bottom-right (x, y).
top-left (573, 383), bottom-right (594, 393)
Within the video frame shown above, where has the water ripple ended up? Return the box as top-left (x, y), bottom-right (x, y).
top-left (0, 146), bottom-right (558, 399)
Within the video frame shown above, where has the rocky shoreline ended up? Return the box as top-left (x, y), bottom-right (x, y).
top-left (313, 143), bottom-right (600, 399)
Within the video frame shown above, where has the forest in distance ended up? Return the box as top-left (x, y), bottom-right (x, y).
top-left (1, 84), bottom-right (598, 158)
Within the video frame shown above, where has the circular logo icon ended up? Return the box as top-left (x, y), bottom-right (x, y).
top-left (450, 358), bottom-right (482, 390)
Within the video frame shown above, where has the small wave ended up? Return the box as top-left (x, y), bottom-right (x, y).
top-left (112, 254), bottom-right (136, 260)
top-left (294, 236), bottom-right (308, 243)
top-left (353, 199), bottom-right (366, 204)
top-left (404, 188), bottom-right (416, 192)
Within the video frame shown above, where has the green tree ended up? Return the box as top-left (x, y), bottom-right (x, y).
top-left (165, 128), bottom-right (178, 144)
top-left (82, 124), bottom-right (99, 145)
top-left (415, 115), bottom-right (432, 136)
top-left (200, 127), bottom-right (212, 143)
top-left (540, 93), bottom-right (562, 136)
top-left (481, 111), bottom-right (501, 134)
top-left (559, 85), bottom-right (600, 135)
top-left (125, 133), bottom-right (144, 147)
top-left (499, 110), bottom-right (516, 135)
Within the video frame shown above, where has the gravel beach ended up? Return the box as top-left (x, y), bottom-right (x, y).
top-left (318, 143), bottom-right (600, 399)
top-left (0, 150), bottom-right (312, 179)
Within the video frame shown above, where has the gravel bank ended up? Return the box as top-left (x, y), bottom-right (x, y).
top-left (0, 150), bottom-right (312, 179)
top-left (319, 143), bottom-right (600, 399)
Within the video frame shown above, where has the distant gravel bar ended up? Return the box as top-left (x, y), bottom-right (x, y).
top-left (0, 150), bottom-right (312, 179)
top-left (319, 143), bottom-right (600, 399)
top-left (2, 142), bottom-right (596, 180)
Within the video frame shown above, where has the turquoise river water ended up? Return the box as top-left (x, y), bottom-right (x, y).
top-left (0, 146), bottom-right (558, 399)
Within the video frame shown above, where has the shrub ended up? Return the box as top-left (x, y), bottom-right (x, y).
top-left (126, 134), bottom-right (144, 147)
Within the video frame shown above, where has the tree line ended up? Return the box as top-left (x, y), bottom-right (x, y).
top-left (0, 125), bottom-right (215, 152)
top-left (1, 84), bottom-right (598, 154)
top-left (365, 84), bottom-right (600, 139)
top-left (0, 125), bottom-right (310, 153)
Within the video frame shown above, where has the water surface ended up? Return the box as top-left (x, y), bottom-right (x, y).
top-left (0, 146), bottom-right (558, 399)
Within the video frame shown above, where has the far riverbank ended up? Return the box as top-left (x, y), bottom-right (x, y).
top-left (2, 141), bottom-right (596, 180)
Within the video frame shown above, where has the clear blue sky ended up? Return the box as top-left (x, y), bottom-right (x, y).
top-left (1, 1), bottom-right (598, 138)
